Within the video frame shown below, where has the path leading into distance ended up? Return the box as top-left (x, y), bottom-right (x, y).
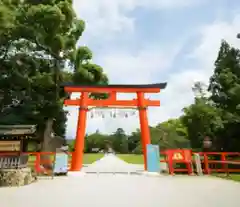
top-left (82, 153), bottom-right (144, 173)
top-left (82, 153), bottom-right (168, 173)
top-left (0, 154), bottom-right (239, 207)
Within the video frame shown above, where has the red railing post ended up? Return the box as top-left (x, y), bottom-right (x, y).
top-left (186, 162), bottom-right (193, 175)
top-left (166, 150), bottom-right (174, 175)
top-left (221, 153), bottom-right (227, 173)
top-left (168, 158), bottom-right (174, 175)
top-left (35, 152), bottom-right (41, 173)
top-left (203, 153), bottom-right (210, 174)
top-left (184, 149), bottom-right (193, 175)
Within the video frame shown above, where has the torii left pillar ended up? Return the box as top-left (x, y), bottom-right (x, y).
top-left (70, 92), bottom-right (88, 171)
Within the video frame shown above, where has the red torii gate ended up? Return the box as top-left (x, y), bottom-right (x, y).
top-left (63, 83), bottom-right (167, 171)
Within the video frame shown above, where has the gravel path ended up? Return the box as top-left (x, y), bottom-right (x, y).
top-left (82, 154), bottom-right (144, 173)
top-left (0, 155), bottom-right (239, 207)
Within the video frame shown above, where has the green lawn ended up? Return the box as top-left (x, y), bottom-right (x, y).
top-left (214, 173), bottom-right (240, 182)
top-left (117, 154), bottom-right (166, 164)
top-left (117, 154), bottom-right (144, 164)
top-left (28, 153), bottom-right (145, 164)
top-left (28, 153), bottom-right (104, 164)
top-left (229, 174), bottom-right (240, 182)
top-left (83, 153), bottom-right (104, 164)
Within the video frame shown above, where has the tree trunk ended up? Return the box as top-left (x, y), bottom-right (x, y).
top-left (40, 118), bottom-right (54, 170)
top-left (39, 118), bottom-right (66, 171)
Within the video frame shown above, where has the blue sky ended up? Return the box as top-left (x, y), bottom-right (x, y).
top-left (65, 0), bottom-right (240, 139)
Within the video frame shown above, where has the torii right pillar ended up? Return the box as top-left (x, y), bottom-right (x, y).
top-left (137, 92), bottom-right (151, 171)
top-left (135, 83), bottom-right (167, 171)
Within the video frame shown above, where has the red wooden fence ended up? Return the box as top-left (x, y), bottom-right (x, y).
top-left (0, 151), bottom-right (239, 175)
top-left (160, 151), bottom-right (240, 175)
top-left (197, 152), bottom-right (240, 174)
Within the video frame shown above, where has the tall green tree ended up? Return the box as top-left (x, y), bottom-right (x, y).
top-left (181, 82), bottom-right (223, 150)
top-left (127, 130), bottom-right (141, 153)
top-left (85, 132), bottom-right (109, 153)
top-left (111, 128), bottom-right (128, 153)
top-left (0, 0), bottom-right (107, 144)
top-left (208, 40), bottom-right (240, 151)
top-left (182, 99), bottom-right (222, 150)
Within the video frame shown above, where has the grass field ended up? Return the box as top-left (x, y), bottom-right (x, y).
top-left (28, 153), bottom-right (163, 165)
top-left (28, 153), bottom-right (144, 165)
top-left (214, 174), bottom-right (240, 182)
top-left (117, 154), bottom-right (166, 164)
top-left (28, 153), bottom-right (104, 164)
top-left (229, 174), bottom-right (240, 182)
top-left (117, 154), bottom-right (144, 164)
top-left (83, 153), bottom-right (104, 164)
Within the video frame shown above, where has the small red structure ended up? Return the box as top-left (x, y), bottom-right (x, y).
top-left (166, 149), bottom-right (193, 175)
top-left (63, 83), bottom-right (167, 171)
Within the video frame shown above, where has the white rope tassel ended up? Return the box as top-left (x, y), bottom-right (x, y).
top-left (88, 107), bottom-right (137, 119)
top-left (90, 109), bottom-right (94, 118)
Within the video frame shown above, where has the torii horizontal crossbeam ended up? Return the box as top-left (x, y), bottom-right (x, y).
top-left (62, 83), bottom-right (167, 93)
top-left (64, 99), bottom-right (160, 107)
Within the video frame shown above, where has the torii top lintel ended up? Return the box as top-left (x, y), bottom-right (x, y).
top-left (63, 83), bottom-right (167, 107)
top-left (63, 83), bottom-right (167, 93)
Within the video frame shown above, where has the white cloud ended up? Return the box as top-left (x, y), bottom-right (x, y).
top-left (134, 0), bottom-right (203, 9)
top-left (97, 45), bottom-right (182, 84)
top-left (66, 2), bottom-right (240, 138)
top-left (160, 14), bottom-right (240, 121)
top-left (73, 0), bottom-right (203, 42)
top-left (191, 15), bottom-right (240, 70)
top-left (73, 0), bottom-right (135, 41)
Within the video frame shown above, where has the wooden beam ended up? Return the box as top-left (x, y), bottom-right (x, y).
top-left (108, 92), bottom-right (117, 101)
top-left (64, 86), bottom-right (161, 93)
top-left (64, 99), bottom-right (160, 107)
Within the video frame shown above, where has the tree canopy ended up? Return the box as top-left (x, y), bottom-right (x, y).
top-left (0, 0), bottom-right (108, 141)
top-left (182, 40), bottom-right (240, 152)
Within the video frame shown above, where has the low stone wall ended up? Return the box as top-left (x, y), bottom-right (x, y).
top-left (0, 167), bottom-right (37, 187)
